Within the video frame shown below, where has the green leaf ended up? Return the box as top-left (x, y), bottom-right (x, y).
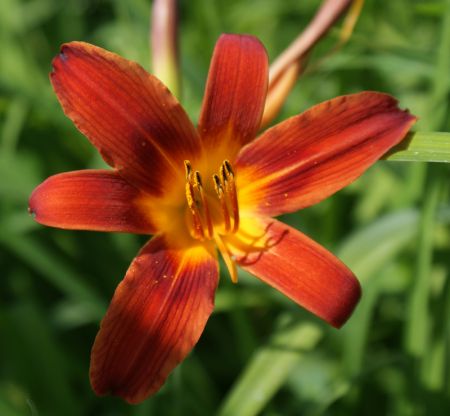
top-left (3, 301), bottom-right (81, 416)
top-left (338, 205), bottom-right (450, 376)
top-left (338, 209), bottom-right (419, 282)
top-left (385, 132), bottom-right (450, 163)
top-left (0, 233), bottom-right (106, 319)
top-left (338, 210), bottom-right (420, 376)
top-left (404, 170), bottom-right (443, 358)
top-left (217, 319), bottom-right (322, 416)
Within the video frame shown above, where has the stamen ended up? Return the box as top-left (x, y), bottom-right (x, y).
top-left (184, 160), bottom-right (192, 180)
top-left (185, 163), bottom-right (205, 240)
top-left (194, 171), bottom-right (214, 239)
top-left (219, 164), bottom-right (227, 186)
top-left (213, 174), bottom-right (231, 233)
top-left (215, 234), bottom-right (238, 283)
top-left (222, 160), bottom-right (239, 233)
top-left (184, 160), bottom-right (240, 242)
top-left (223, 160), bottom-right (233, 174)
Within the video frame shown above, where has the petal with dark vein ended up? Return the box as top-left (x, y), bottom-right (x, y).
top-left (198, 34), bottom-right (268, 158)
top-left (51, 42), bottom-right (201, 196)
top-left (227, 216), bottom-right (361, 328)
top-left (236, 92), bottom-right (416, 216)
top-left (90, 235), bottom-right (218, 403)
top-left (29, 170), bottom-right (156, 234)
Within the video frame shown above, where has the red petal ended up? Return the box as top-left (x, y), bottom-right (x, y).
top-left (198, 35), bottom-right (268, 157)
top-left (90, 236), bottom-right (218, 403)
top-left (236, 92), bottom-right (416, 216)
top-left (227, 217), bottom-right (361, 328)
top-left (51, 42), bottom-right (200, 196)
top-left (29, 170), bottom-right (156, 234)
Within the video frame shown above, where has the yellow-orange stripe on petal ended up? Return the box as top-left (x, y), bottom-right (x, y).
top-left (51, 42), bottom-right (201, 197)
top-left (226, 216), bottom-right (361, 328)
top-left (198, 34), bottom-right (268, 158)
top-left (236, 92), bottom-right (416, 216)
top-left (90, 235), bottom-right (218, 404)
top-left (29, 170), bottom-right (156, 234)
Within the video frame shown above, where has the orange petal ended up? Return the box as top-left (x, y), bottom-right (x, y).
top-left (227, 216), bottom-right (361, 328)
top-left (29, 170), bottom-right (156, 234)
top-left (198, 34), bottom-right (268, 157)
top-left (236, 92), bottom-right (416, 216)
top-left (90, 235), bottom-right (218, 403)
top-left (51, 42), bottom-right (200, 196)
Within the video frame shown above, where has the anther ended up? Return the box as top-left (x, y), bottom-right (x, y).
top-left (194, 171), bottom-right (214, 239)
top-left (219, 164), bottom-right (227, 185)
top-left (224, 160), bottom-right (233, 175)
top-left (184, 160), bottom-right (240, 243)
top-left (184, 160), bottom-right (192, 179)
top-left (194, 171), bottom-right (202, 185)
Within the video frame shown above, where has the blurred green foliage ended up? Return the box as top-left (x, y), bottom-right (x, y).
top-left (1, 0), bottom-right (449, 415)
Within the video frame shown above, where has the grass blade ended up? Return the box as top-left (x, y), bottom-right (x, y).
top-left (217, 319), bottom-right (322, 416)
top-left (385, 132), bottom-right (450, 163)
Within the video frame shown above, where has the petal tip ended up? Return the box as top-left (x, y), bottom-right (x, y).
top-left (50, 41), bottom-right (92, 77)
top-left (27, 205), bottom-right (36, 219)
top-left (329, 276), bottom-right (362, 329)
top-left (52, 43), bottom-right (72, 66)
top-left (218, 32), bottom-right (266, 47)
top-left (90, 372), bottom-right (158, 405)
top-left (28, 184), bottom-right (43, 222)
top-left (59, 49), bottom-right (69, 62)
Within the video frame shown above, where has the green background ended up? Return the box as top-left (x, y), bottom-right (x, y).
top-left (1, 0), bottom-right (449, 415)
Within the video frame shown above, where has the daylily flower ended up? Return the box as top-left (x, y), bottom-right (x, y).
top-left (29, 34), bottom-right (416, 403)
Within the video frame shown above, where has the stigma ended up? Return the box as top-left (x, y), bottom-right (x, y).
top-left (184, 159), bottom-right (240, 283)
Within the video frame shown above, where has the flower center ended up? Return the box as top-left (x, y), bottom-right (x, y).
top-left (184, 159), bottom-right (240, 283)
top-left (184, 159), bottom-right (240, 240)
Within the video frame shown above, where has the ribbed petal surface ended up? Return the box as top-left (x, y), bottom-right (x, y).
top-left (51, 42), bottom-right (201, 196)
top-left (29, 170), bottom-right (155, 234)
top-left (90, 235), bottom-right (218, 403)
top-left (198, 34), bottom-right (268, 159)
top-left (236, 92), bottom-right (416, 216)
top-left (227, 216), bottom-right (361, 328)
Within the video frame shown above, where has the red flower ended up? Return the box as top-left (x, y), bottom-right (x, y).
top-left (29, 34), bottom-right (416, 403)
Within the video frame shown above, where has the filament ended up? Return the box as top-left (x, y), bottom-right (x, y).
top-left (215, 233), bottom-right (238, 284)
